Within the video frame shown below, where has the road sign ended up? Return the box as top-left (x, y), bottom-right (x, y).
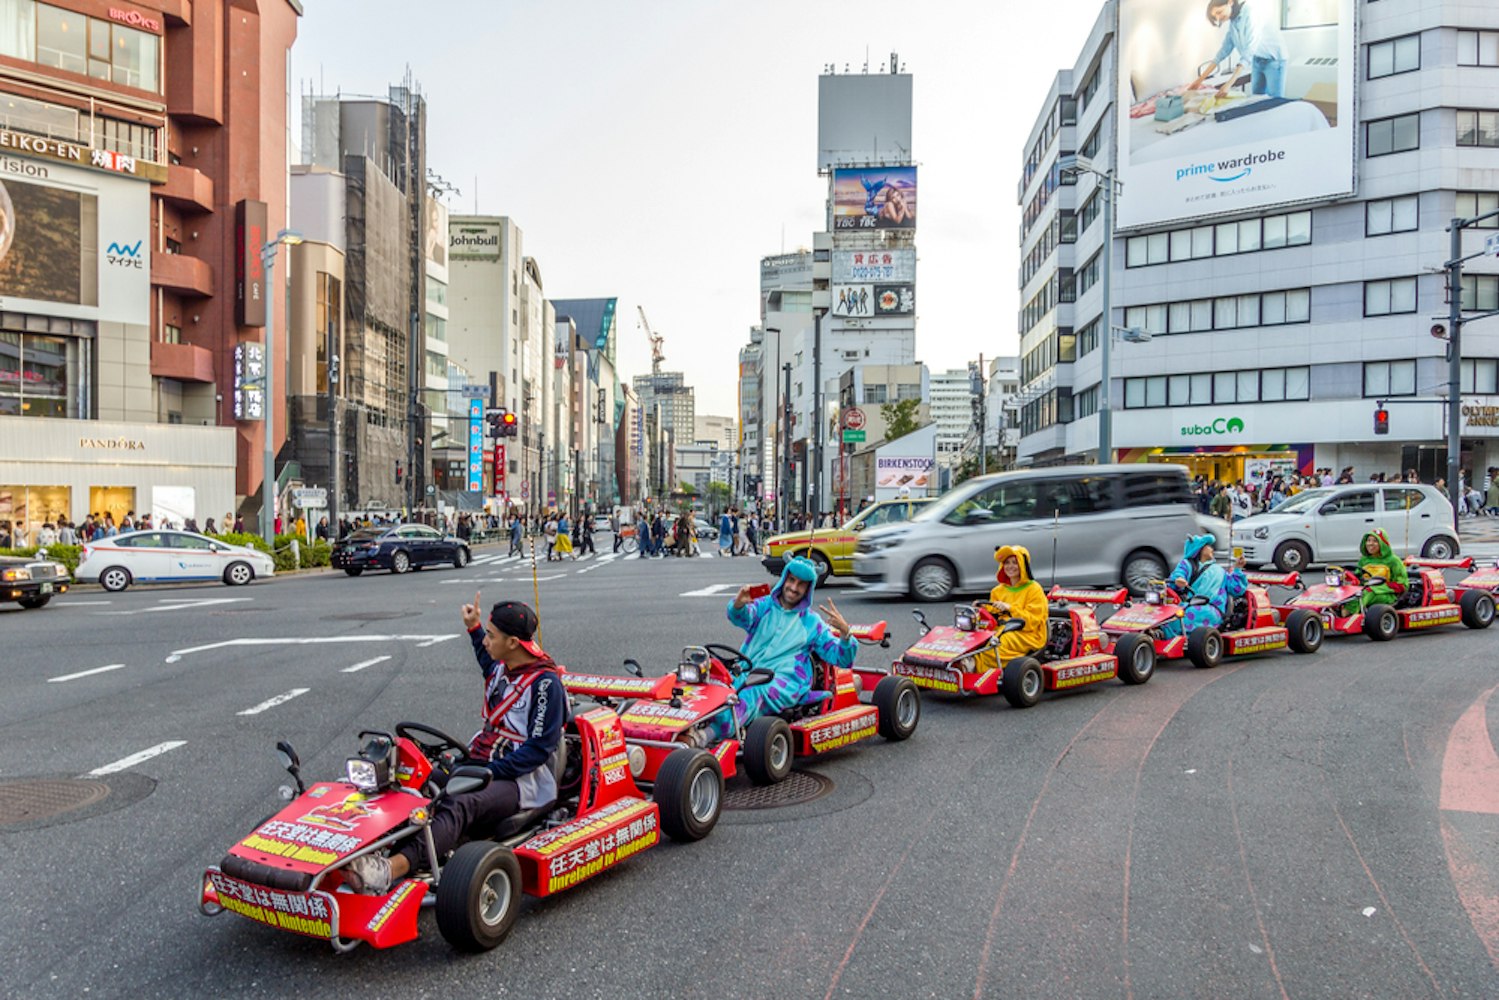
top-left (1487, 233), bottom-right (1499, 257)
top-left (290, 487), bottom-right (327, 508)
top-left (842, 429), bottom-right (866, 443)
top-left (521, 482), bottom-right (531, 499)
top-left (460, 384), bottom-right (488, 399)
top-left (844, 407), bottom-right (866, 430)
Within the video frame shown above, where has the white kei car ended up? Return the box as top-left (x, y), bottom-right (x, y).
top-left (76, 530), bottom-right (277, 591)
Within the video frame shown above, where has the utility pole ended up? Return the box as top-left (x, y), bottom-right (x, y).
top-left (782, 361), bottom-right (792, 533)
top-left (1444, 209), bottom-right (1499, 531)
top-left (812, 309), bottom-right (825, 522)
top-left (326, 322), bottom-right (339, 532)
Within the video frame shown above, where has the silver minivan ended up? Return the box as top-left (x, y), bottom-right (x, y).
top-left (852, 464), bottom-right (1227, 601)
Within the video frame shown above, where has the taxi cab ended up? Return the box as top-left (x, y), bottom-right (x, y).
top-left (762, 498), bottom-right (935, 584)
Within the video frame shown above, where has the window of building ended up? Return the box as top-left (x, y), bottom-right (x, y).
top-left (1123, 366), bottom-right (1307, 408)
top-left (1364, 277), bottom-right (1418, 316)
top-left (1080, 124), bottom-right (1101, 159)
top-left (1076, 69), bottom-right (1100, 112)
top-left (863, 384), bottom-right (888, 404)
top-left (162, 323), bottom-right (180, 344)
top-left (1074, 385), bottom-right (1098, 418)
top-left (1462, 274), bottom-right (1499, 311)
top-left (1077, 252), bottom-right (1102, 296)
top-left (1457, 109), bottom-right (1499, 147)
top-left (1282, 0), bottom-right (1337, 29)
top-left (1076, 319), bottom-right (1099, 358)
top-left (1462, 358), bottom-right (1499, 394)
top-left (1366, 195), bottom-right (1419, 235)
top-left (1456, 192), bottom-right (1499, 227)
top-left (896, 383), bottom-right (922, 401)
top-left (1126, 288), bottom-right (1308, 335)
top-left (0, 329), bottom-right (82, 418)
top-left (1458, 30), bottom-right (1499, 67)
top-left (1363, 360), bottom-right (1417, 397)
top-left (34, 3), bottom-right (84, 74)
top-left (1367, 34), bottom-right (1420, 78)
top-left (1366, 113), bottom-right (1420, 156)
top-left (1125, 210), bottom-right (1310, 267)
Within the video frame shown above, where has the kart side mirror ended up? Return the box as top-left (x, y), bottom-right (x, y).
top-left (911, 609), bottom-right (930, 635)
top-left (275, 740), bottom-right (305, 795)
top-left (442, 765), bottom-right (494, 799)
top-left (622, 658), bottom-right (644, 678)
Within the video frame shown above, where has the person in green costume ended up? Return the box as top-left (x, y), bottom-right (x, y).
top-left (1355, 528), bottom-right (1408, 608)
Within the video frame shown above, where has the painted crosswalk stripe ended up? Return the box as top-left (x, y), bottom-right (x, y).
top-left (48, 663), bottom-right (125, 684)
top-left (84, 740), bottom-right (186, 777)
top-left (341, 655), bottom-right (391, 674)
top-left (237, 688), bottom-right (310, 716)
top-left (680, 584), bottom-right (737, 597)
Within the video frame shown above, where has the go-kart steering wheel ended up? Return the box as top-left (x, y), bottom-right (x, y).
top-left (703, 643), bottom-right (753, 675)
top-left (395, 721), bottom-right (466, 761)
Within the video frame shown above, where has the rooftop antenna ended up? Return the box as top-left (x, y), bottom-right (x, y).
top-left (891, 52), bottom-right (898, 74)
top-left (864, 46), bottom-right (869, 73)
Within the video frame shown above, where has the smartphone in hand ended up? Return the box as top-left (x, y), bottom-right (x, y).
top-left (747, 583), bottom-right (772, 600)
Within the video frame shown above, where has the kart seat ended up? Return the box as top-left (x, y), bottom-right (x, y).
top-left (1396, 578), bottom-right (1424, 609)
top-left (481, 736), bottom-right (569, 841)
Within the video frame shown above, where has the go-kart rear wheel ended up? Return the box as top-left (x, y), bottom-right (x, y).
top-left (874, 676), bottom-right (920, 740)
top-left (654, 747), bottom-right (723, 842)
top-left (1113, 634), bottom-right (1155, 685)
top-left (1460, 589), bottom-right (1495, 630)
top-left (1285, 608), bottom-right (1324, 653)
top-left (436, 842), bottom-right (522, 952)
top-left (1000, 656), bottom-right (1043, 709)
top-left (1363, 604), bottom-right (1398, 641)
top-left (744, 716), bottom-right (794, 785)
top-left (1186, 627), bottom-right (1223, 669)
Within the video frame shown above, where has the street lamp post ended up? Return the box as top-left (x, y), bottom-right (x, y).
top-left (259, 229), bottom-right (304, 544)
top-left (1058, 154), bottom-right (1117, 464)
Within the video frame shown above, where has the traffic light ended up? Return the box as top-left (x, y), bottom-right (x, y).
top-left (1373, 407), bottom-right (1390, 436)
top-left (501, 411), bottom-right (518, 438)
top-left (395, 460), bottom-right (404, 483)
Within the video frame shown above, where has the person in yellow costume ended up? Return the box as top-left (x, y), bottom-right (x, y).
top-left (971, 545), bottom-right (1050, 674)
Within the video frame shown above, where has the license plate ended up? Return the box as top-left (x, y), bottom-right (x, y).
top-left (39, 582), bottom-right (52, 594)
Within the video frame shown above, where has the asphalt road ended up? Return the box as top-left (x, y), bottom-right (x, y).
top-left (3, 543), bottom-right (1499, 999)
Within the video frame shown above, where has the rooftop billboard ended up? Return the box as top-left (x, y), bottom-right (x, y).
top-left (832, 166), bottom-right (916, 231)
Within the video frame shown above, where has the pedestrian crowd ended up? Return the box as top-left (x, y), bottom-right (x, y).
top-left (1192, 465), bottom-right (1499, 519)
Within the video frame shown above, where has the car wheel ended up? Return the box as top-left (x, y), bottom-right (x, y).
top-left (1000, 656), bottom-right (1044, 709)
top-left (1422, 536), bottom-right (1458, 560)
top-left (1122, 550), bottom-right (1168, 597)
top-left (223, 561), bottom-right (254, 586)
top-left (1273, 541), bottom-right (1311, 574)
top-left (99, 566), bottom-right (131, 592)
top-left (804, 550), bottom-right (831, 585)
top-left (910, 558), bottom-right (956, 602)
top-left (17, 595), bottom-right (50, 609)
top-left (1363, 604), bottom-right (1398, 641)
top-left (1186, 627), bottom-right (1223, 669)
top-left (1460, 589), bottom-right (1495, 630)
top-left (435, 842), bottom-right (522, 952)
top-left (454, 547), bottom-right (471, 569)
top-left (1113, 633), bottom-right (1156, 684)
top-left (743, 716), bottom-right (793, 785)
top-left (391, 550), bottom-right (411, 574)
top-left (654, 747), bottom-right (723, 842)
top-left (344, 568), bottom-right (363, 577)
top-left (873, 676), bottom-right (920, 740)
top-left (1285, 608), bottom-right (1324, 653)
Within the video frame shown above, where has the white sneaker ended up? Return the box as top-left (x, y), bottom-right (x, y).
top-left (344, 853), bottom-right (392, 894)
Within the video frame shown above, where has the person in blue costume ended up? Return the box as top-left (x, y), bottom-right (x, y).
top-left (719, 556), bottom-right (856, 736)
top-left (1161, 534), bottom-right (1247, 638)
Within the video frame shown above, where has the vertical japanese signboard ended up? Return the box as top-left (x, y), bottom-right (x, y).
top-left (235, 200), bottom-right (267, 327)
top-left (493, 443), bottom-right (507, 497)
top-left (467, 399), bottom-right (483, 492)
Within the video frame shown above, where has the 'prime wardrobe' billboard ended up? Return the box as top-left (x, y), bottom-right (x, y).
top-left (1115, 0), bottom-right (1355, 229)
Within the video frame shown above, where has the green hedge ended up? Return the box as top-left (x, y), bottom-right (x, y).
top-left (0, 543), bottom-right (83, 574)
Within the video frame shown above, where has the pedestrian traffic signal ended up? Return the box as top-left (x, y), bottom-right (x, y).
top-left (1374, 407), bottom-right (1390, 435)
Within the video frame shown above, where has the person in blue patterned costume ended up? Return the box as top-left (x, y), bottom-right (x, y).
top-left (718, 556), bottom-right (856, 736)
top-left (1161, 534), bottom-right (1247, 638)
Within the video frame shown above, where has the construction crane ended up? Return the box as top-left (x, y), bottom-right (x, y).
top-left (637, 305), bottom-right (665, 375)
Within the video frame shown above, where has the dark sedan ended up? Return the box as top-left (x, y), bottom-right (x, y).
top-left (1, 553), bottom-right (71, 609)
top-left (331, 524), bottom-right (472, 576)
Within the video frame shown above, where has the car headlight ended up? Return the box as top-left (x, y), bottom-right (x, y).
top-left (1253, 527), bottom-right (1270, 540)
top-left (346, 758), bottom-right (381, 792)
top-left (1, 568), bottom-right (30, 582)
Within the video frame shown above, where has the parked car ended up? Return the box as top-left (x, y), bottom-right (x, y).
top-left (331, 523), bottom-right (472, 576)
top-left (76, 530), bottom-right (276, 592)
top-left (852, 464), bottom-right (1227, 601)
top-left (1231, 482), bottom-right (1458, 572)
top-left (762, 498), bottom-right (936, 583)
top-left (1, 553), bottom-right (71, 608)
top-left (592, 514), bottom-right (612, 533)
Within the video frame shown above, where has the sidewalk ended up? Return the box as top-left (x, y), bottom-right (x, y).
top-left (1459, 517), bottom-right (1499, 545)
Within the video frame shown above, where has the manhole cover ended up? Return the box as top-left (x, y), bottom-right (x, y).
top-left (723, 770), bottom-right (834, 811)
top-left (0, 773), bottom-right (154, 832)
top-left (322, 610), bottom-right (421, 622)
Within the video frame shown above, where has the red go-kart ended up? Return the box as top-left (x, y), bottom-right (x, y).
top-left (200, 710), bottom-right (717, 953)
top-left (563, 623), bottom-right (919, 788)
top-left (1099, 573), bottom-right (1323, 669)
top-left (1274, 563), bottom-right (1494, 640)
top-left (1405, 556), bottom-right (1499, 629)
top-left (891, 587), bottom-right (1148, 709)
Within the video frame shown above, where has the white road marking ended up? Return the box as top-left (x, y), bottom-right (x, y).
top-left (48, 663), bottom-right (125, 683)
top-left (60, 600), bottom-right (111, 606)
top-left (84, 740), bottom-right (186, 777)
top-left (103, 597), bottom-right (251, 616)
top-left (440, 577), bottom-right (512, 584)
top-left (164, 634), bottom-right (458, 663)
top-left (680, 584), bottom-right (737, 597)
top-left (237, 688), bottom-right (310, 716)
top-left (418, 635), bottom-right (458, 647)
top-left (342, 655), bottom-right (391, 673)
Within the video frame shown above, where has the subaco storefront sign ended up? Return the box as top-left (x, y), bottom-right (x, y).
top-left (1178, 414), bottom-right (1246, 439)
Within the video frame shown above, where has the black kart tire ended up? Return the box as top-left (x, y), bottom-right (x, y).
top-left (654, 747), bottom-right (723, 842)
top-left (1113, 633), bottom-right (1156, 685)
top-left (224, 561), bottom-right (254, 586)
top-left (1363, 604), bottom-right (1398, 641)
top-left (344, 568), bottom-right (363, 577)
top-left (435, 842), bottom-right (522, 952)
top-left (1285, 608), bottom-right (1324, 653)
top-left (1000, 656), bottom-right (1044, 709)
top-left (391, 550), bottom-right (411, 574)
top-left (1460, 589), bottom-right (1495, 630)
top-left (873, 676), bottom-right (920, 740)
top-left (743, 716), bottom-right (793, 785)
top-left (1187, 627), bottom-right (1223, 669)
top-left (99, 566), bottom-right (131, 592)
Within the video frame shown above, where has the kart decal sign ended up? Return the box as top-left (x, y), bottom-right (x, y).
top-left (1104, 606), bottom-right (1180, 630)
top-left (1401, 607), bottom-right (1460, 628)
top-left (563, 673), bottom-right (676, 699)
top-left (207, 870), bottom-right (334, 939)
top-left (621, 701), bottom-right (701, 725)
top-left (242, 819), bottom-right (361, 865)
top-left (525, 798), bottom-right (655, 857)
top-left (598, 749), bottom-right (631, 786)
top-left (1223, 627), bottom-right (1287, 654)
top-left (517, 797), bottom-right (660, 895)
top-left (1049, 655), bottom-right (1116, 690)
top-left (366, 881), bottom-right (420, 934)
top-left (801, 707), bottom-right (878, 752)
top-left (892, 661), bottom-right (961, 693)
top-left (301, 793), bottom-right (374, 832)
top-left (1462, 571), bottom-right (1499, 589)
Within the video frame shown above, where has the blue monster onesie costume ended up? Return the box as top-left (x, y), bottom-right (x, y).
top-left (1161, 534), bottom-right (1246, 638)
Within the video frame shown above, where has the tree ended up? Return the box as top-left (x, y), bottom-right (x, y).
top-left (706, 481), bottom-right (732, 512)
top-left (676, 481), bottom-right (699, 497)
top-left (880, 398), bottom-right (922, 442)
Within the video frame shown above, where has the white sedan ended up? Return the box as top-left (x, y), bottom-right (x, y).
top-left (76, 530), bottom-right (277, 591)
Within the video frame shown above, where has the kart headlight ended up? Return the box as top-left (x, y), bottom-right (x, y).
top-left (627, 744), bottom-right (646, 778)
top-left (954, 610), bottom-right (974, 631)
top-left (678, 663), bottom-right (703, 685)
top-left (1145, 591), bottom-right (1160, 605)
top-left (1253, 527), bottom-right (1270, 540)
top-left (1324, 570), bottom-right (1341, 587)
top-left (346, 758), bottom-right (381, 792)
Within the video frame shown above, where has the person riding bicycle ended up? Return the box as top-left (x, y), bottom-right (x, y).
top-left (345, 595), bottom-right (565, 895)
top-left (720, 556), bottom-right (855, 736)
top-left (971, 546), bottom-right (1049, 674)
top-left (1162, 534), bottom-right (1247, 637)
top-left (1354, 528), bottom-right (1407, 608)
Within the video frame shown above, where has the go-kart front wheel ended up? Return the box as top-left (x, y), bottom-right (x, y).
top-left (1460, 589), bottom-right (1495, 630)
top-left (436, 842), bottom-right (522, 952)
top-left (1363, 604), bottom-right (1398, 641)
top-left (1187, 627), bottom-right (1223, 669)
top-left (873, 676), bottom-right (920, 740)
top-left (655, 747), bottom-right (723, 842)
top-left (1112, 634), bottom-right (1155, 685)
top-left (1000, 656), bottom-right (1043, 709)
top-left (744, 717), bottom-right (793, 785)
top-left (1285, 609), bottom-right (1324, 653)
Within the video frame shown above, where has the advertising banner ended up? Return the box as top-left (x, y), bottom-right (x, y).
top-left (493, 443), bottom-right (507, 496)
top-left (876, 456), bottom-right (934, 491)
top-left (467, 399), bottom-right (483, 492)
top-left (233, 342), bottom-right (265, 421)
top-left (450, 221), bottom-right (502, 260)
top-left (1115, 0), bottom-right (1355, 229)
top-left (236, 199), bottom-right (266, 327)
top-left (832, 166), bottom-right (917, 231)
top-left (832, 249), bottom-right (916, 284)
top-left (0, 172), bottom-right (98, 307)
top-left (832, 284), bottom-right (914, 317)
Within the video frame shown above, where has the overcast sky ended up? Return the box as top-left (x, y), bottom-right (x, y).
top-left (292, 0), bottom-right (1108, 412)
